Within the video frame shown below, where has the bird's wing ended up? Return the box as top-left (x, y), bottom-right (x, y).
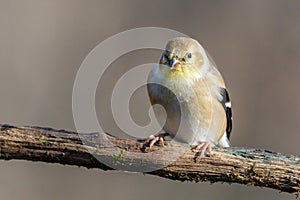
top-left (219, 87), bottom-right (232, 139)
top-left (206, 51), bottom-right (232, 140)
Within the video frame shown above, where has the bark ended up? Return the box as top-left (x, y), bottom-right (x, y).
top-left (0, 124), bottom-right (299, 196)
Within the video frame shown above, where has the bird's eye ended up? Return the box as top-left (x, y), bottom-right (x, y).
top-left (161, 53), bottom-right (169, 64)
top-left (187, 53), bottom-right (192, 59)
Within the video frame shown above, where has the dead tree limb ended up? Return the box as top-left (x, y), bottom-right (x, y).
top-left (0, 124), bottom-right (299, 196)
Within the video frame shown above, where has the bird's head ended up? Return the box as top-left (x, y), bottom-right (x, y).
top-left (158, 37), bottom-right (210, 81)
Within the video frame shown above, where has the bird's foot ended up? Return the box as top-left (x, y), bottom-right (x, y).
top-left (192, 141), bottom-right (212, 161)
top-left (143, 133), bottom-right (169, 152)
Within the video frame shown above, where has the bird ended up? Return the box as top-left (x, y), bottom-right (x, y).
top-left (146, 37), bottom-right (232, 157)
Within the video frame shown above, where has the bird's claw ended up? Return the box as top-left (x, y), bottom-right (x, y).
top-left (192, 141), bottom-right (212, 161)
top-left (143, 133), bottom-right (169, 152)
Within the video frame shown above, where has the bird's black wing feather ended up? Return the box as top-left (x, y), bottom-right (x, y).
top-left (220, 88), bottom-right (232, 139)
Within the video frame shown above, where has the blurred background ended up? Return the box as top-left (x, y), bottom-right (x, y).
top-left (0, 0), bottom-right (300, 199)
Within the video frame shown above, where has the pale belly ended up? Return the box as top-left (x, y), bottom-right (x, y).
top-left (159, 99), bottom-right (210, 145)
top-left (149, 84), bottom-right (216, 145)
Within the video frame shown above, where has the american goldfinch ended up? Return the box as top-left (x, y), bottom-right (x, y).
top-left (147, 37), bottom-right (232, 156)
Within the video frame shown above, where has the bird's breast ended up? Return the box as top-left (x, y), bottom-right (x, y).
top-left (148, 78), bottom-right (212, 145)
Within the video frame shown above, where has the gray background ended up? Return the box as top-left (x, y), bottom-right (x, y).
top-left (1, 0), bottom-right (300, 199)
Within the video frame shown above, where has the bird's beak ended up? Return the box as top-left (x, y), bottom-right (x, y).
top-left (169, 58), bottom-right (181, 71)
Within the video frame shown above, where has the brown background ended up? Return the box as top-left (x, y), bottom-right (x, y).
top-left (0, 0), bottom-right (299, 199)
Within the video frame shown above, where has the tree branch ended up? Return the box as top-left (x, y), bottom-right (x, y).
top-left (0, 124), bottom-right (299, 196)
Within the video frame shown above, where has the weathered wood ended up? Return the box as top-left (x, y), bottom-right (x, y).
top-left (0, 124), bottom-right (299, 196)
